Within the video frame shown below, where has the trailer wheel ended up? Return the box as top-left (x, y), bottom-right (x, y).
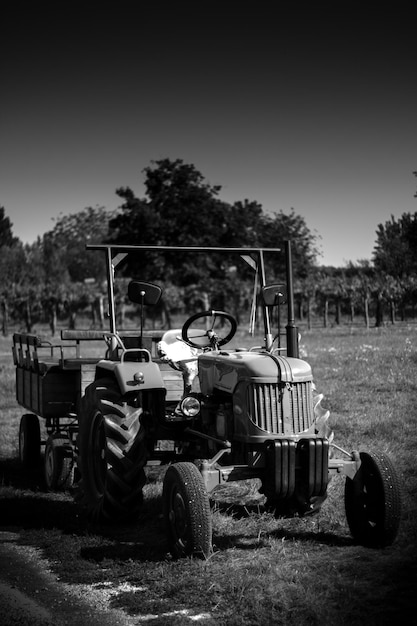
top-left (19, 413), bottom-right (41, 469)
top-left (163, 462), bottom-right (212, 559)
top-left (345, 451), bottom-right (401, 547)
top-left (44, 434), bottom-right (74, 491)
top-left (77, 378), bottom-right (147, 523)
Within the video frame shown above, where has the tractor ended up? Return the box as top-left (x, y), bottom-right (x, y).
top-left (12, 242), bottom-right (402, 557)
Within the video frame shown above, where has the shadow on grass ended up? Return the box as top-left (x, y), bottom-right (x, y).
top-left (1, 456), bottom-right (351, 564)
top-left (0, 457), bottom-right (84, 531)
top-left (0, 457), bottom-right (46, 491)
top-left (0, 456), bottom-right (168, 561)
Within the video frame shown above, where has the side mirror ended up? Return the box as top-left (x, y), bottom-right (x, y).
top-left (262, 284), bottom-right (287, 307)
top-left (128, 281), bottom-right (162, 306)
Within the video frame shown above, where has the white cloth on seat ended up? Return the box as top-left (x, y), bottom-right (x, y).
top-left (157, 330), bottom-right (200, 392)
top-left (158, 330), bottom-right (198, 364)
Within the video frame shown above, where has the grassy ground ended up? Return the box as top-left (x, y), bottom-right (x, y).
top-left (1, 322), bottom-right (417, 625)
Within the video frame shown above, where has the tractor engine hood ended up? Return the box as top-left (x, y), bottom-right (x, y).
top-left (198, 350), bottom-right (313, 395)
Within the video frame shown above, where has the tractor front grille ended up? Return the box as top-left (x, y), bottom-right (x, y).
top-left (247, 381), bottom-right (314, 435)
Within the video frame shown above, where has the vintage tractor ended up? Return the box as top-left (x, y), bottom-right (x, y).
top-left (12, 242), bottom-right (402, 557)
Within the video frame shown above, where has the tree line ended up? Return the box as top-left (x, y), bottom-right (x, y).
top-left (1, 158), bottom-right (417, 335)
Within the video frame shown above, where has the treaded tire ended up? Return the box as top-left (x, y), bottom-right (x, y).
top-left (163, 462), bottom-right (212, 559)
top-left (345, 451), bottom-right (401, 547)
top-left (19, 413), bottom-right (41, 469)
top-left (77, 378), bottom-right (147, 522)
top-left (44, 434), bottom-right (74, 491)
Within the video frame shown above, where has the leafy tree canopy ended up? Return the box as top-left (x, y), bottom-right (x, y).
top-left (0, 206), bottom-right (19, 248)
top-left (257, 209), bottom-right (319, 280)
top-left (373, 212), bottom-right (417, 279)
top-left (43, 206), bottom-right (115, 283)
top-left (109, 158), bottom-right (319, 286)
top-left (0, 206), bottom-right (26, 298)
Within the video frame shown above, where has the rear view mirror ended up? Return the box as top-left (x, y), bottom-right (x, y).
top-left (262, 284), bottom-right (287, 306)
top-left (128, 281), bottom-right (162, 306)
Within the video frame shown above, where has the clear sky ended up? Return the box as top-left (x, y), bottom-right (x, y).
top-left (1, 4), bottom-right (416, 267)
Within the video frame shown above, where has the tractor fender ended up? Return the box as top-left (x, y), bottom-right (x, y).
top-left (96, 359), bottom-right (165, 396)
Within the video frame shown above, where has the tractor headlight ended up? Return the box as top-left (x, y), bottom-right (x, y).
top-left (180, 395), bottom-right (201, 418)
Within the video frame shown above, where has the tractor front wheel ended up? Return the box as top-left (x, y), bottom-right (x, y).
top-left (163, 462), bottom-right (212, 559)
top-left (345, 450), bottom-right (401, 547)
top-left (77, 378), bottom-right (148, 522)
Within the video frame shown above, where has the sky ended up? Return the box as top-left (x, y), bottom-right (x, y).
top-left (1, 3), bottom-right (416, 267)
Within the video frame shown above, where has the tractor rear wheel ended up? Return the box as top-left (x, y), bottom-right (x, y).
top-left (163, 462), bottom-right (212, 559)
top-left (44, 434), bottom-right (74, 491)
top-left (19, 413), bottom-right (41, 469)
top-left (77, 378), bottom-right (148, 522)
top-left (345, 451), bottom-right (401, 547)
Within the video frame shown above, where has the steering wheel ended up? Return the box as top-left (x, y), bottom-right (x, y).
top-left (181, 310), bottom-right (237, 350)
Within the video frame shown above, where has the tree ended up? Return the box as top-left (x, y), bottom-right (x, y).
top-left (0, 244), bottom-right (27, 335)
top-left (221, 200), bottom-right (264, 248)
top-left (111, 158), bottom-right (234, 285)
top-left (37, 207), bottom-right (117, 331)
top-left (373, 212), bottom-right (417, 279)
top-left (257, 209), bottom-right (319, 280)
top-left (0, 207), bottom-right (23, 334)
top-left (44, 206), bottom-right (114, 282)
top-left (0, 206), bottom-right (19, 247)
top-left (142, 158), bottom-right (224, 249)
top-left (108, 187), bottom-right (158, 247)
top-left (110, 158), bottom-right (319, 289)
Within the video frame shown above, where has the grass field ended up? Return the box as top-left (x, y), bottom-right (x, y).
top-left (1, 322), bottom-right (417, 625)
